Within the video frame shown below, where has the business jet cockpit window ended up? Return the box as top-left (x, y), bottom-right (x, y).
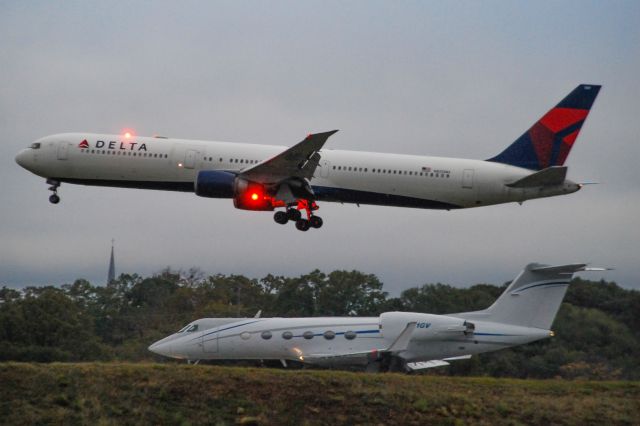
top-left (177, 324), bottom-right (199, 333)
top-left (30, 143), bottom-right (41, 149)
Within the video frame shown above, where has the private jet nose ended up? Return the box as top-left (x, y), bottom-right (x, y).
top-left (148, 340), bottom-right (174, 358)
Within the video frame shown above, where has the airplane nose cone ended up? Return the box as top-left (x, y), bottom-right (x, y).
top-left (15, 150), bottom-right (29, 169)
top-left (148, 341), bottom-right (173, 357)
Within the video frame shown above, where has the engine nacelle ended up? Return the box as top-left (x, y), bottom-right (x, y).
top-left (195, 171), bottom-right (275, 211)
top-left (195, 170), bottom-right (235, 198)
top-left (380, 312), bottom-right (473, 341)
top-left (233, 178), bottom-right (274, 211)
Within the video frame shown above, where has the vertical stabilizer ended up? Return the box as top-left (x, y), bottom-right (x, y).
top-left (488, 85), bottom-right (601, 170)
top-left (459, 263), bottom-right (589, 329)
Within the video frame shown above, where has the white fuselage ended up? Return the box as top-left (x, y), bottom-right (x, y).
top-left (15, 133), bottom-right (580, 210)
top-left (148, 312), bottom-right (550, 367)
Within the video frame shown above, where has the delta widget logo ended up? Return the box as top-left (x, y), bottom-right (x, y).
top-left (78, 139), bottom-right (89, 149)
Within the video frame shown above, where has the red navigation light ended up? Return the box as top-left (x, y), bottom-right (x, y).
top-left (251, 192), bottom-right (259, 201)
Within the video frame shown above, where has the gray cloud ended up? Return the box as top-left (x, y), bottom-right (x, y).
top-left (1, 2), bottom-right (638, 294)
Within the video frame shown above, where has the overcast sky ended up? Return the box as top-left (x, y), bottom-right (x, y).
top-left (1, 1), bottom-right (639, 295)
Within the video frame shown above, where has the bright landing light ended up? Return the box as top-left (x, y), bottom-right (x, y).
top-left (251, 193), bottom-right (259, 201)
top-left (122, 129), bottom-right (135, 139)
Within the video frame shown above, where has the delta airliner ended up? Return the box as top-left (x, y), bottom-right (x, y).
top-left (15, 85), bottom-right (600, 231)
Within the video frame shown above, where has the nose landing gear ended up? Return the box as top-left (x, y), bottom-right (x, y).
top-left (47, 178), bottom-right (60, 204)
top-left (272, 199), bottom-right (323, 231)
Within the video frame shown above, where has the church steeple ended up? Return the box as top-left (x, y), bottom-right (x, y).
top-left (108, 239), bottom-right (115, 284)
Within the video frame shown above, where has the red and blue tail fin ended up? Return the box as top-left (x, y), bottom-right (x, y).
top-left (488, 84), bottom-right (601, 171)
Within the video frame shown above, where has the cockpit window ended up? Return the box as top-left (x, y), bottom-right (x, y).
top-left (177, 325), bottom-right (190, 333)
top-left (186, 324), bottom-right (199, 332)
top-left (30, 143), bottom-right (41, 149)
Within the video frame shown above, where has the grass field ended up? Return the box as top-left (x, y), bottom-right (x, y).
top-left (1, 363), bottom-right (639, 425)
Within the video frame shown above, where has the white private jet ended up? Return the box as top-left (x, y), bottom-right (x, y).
top-left (148, 263), bottom-right (607, 372)
top-left (16, 85), bottom-right (600, 231)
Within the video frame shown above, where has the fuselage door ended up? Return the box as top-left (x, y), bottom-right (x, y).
top-left (319, 160), bottom-right (331, 178)
top-left (202, 332), bottom-right (218, 353)
top-left (57, 142), bottom-right (69, 160)
top-left (462, 169), bottom-right (474, 189)
top-left (184, 150), bottom-right (198, 169)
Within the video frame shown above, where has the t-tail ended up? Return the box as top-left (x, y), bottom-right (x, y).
top-left (458, 263), bottom-right (606, 329)
top-left (488, 84), bottom-right (601, 171)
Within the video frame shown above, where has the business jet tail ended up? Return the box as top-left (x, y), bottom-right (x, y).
top-left (458, 263), bottom-right (609, 329)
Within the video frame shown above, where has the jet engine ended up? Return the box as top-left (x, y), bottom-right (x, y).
top-left (232, 178), bottom-right (275, 211)
top-left (380, 312), bottom-right (474, 341)
top-left (195, 171), bottom-right (276, 211)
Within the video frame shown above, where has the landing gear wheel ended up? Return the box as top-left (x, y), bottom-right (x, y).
top-left (46, 179), bottom-right (61, 205)
top-left (309, 216), bottom-right (323, 229)
top-left (274, 211), bottom-right (288, 225)
top-left (295, 219), bottom-right (310, 231)
top-left (287, 209), bottom-right (302, 221)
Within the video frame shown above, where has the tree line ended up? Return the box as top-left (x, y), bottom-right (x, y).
top-left (1, 268), bottom-right (638, 380)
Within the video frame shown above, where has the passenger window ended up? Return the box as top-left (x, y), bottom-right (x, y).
top-left (282, 331), bottom-right (293, 340)
top-left (344, 331), bottom-right (357, 340)
top-left (240, 332), bottom-right (251, 340)
top-left (324, 331), bottom-right (335, 340)
top-left (303, 331), bottom-right (314, 340)
top-left (261, 331), bottom-right (272, 340)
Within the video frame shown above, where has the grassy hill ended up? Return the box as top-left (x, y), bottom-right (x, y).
top-left (1, 363), bottom-right (639, 425)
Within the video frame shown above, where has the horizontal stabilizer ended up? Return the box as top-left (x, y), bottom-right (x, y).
top-left (530, 263), bottom-right (587, 274)
top-left (505, 166), bottom-right (567, 188)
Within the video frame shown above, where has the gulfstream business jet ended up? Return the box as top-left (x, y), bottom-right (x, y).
top-left (15, 85), bottom-right (600, 231)
top-left (149, 263), bottom-right (607, 372)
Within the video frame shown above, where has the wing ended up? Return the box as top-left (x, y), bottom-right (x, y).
top-left (294, 322), bottom-right (417, 365)
top-left (406, 355), bottom-right (472, 371)
top-left (239, 130), bottom-right (338, 184)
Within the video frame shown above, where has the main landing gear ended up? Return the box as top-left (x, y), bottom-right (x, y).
top-left (47, 179), bottom-right (61, 204)
top-left (273, 200), bottom-right (323, 231)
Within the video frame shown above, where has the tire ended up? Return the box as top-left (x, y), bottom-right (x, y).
top-left (49, 194), bottom-right (60, 204)
top-left (309, 216), bottom-right (323, 229)
top-left (287, 209), bottom-right (302, 221)
top-left (274, 211), bottom-right (288, 225)
top-left (295, 219), bottom-right (310, 231)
